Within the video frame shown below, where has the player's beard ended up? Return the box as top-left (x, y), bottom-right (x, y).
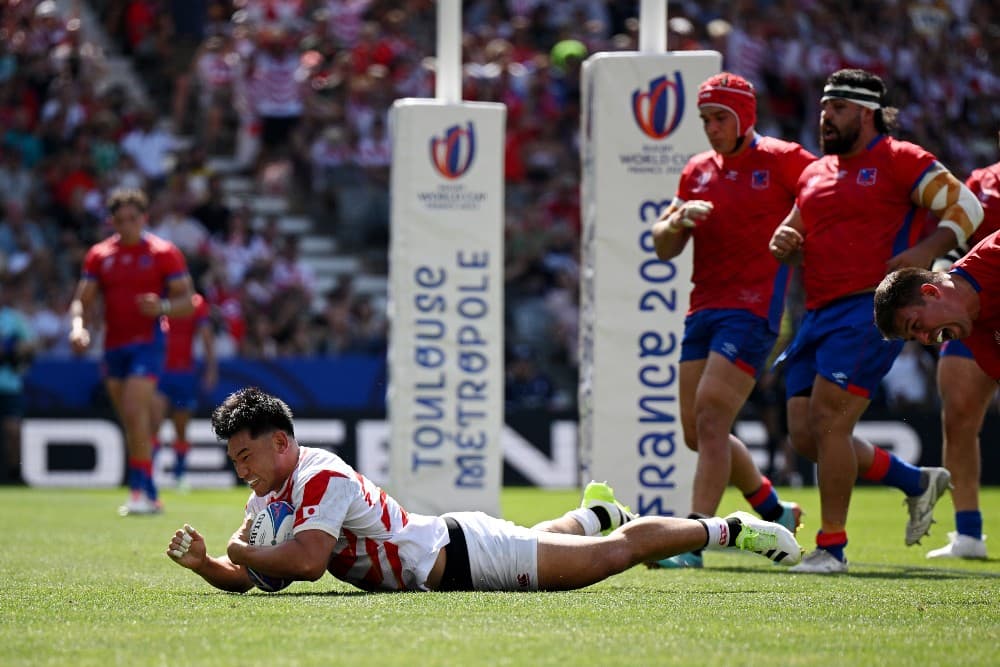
top-left (820, 117), bottom-right (861, 155)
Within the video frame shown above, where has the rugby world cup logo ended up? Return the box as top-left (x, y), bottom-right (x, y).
top-left (631, 72), bottom-right (685, 140)
top-left (430, 122), bottom-right (476, 179)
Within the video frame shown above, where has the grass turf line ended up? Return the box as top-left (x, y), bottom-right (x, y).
top-left (1, 486), bottom-right (998, 666)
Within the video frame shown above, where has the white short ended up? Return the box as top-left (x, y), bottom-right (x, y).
top-left (441, 511), bottom-right (539, 591)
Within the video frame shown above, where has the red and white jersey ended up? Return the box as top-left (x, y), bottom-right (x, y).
top-left (248, 51), bottom-right (304, 118)
top-left (243, 0), bottom-right (305, 25)
top-left (796, 135), bottom-right (937, 309)
top-left (324, 0), bottom-right (372, 48)
top-left (196, 50), bottom-right (241, 94)
top-left (966, 161), bottom-right (1000, 247)
top-left (164, 293), bottom-right (210, 372)
top-left (951, 231), bottom-right (1000, 380)
top-left (245, 447), bottom-right (448, 592)
top-left (676, 135), bottom-right (815, 320)
top-left (81, 232), bottom-right (189, 350)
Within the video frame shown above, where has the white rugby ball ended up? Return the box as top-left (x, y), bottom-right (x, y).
top-left (247, 501), bottom-right (295, 592)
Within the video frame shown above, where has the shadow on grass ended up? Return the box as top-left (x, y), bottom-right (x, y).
top-left (704, 563), bottom-right (1000, 580)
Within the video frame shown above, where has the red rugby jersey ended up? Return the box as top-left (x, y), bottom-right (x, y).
top-left (81, 232), bottom-right (189, 350)
top-left (796, 136), bottom-right (937, 309)
top-left (676, 135), bottom-right (815, 321)
top-left (164, 293), bottom-right (210, 372)
top-left (966, 161), bottom-right (1000, 246)
top-left (952, 230), bottom-right (1000, 380)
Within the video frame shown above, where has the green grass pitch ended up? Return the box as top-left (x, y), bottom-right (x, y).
top-left (2, 485), bottom-right (998, 666)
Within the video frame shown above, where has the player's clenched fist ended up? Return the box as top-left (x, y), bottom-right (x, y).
top-left (167, 524), bottom-right (206, 569)
top-left (659, 200), bottom-right (714, 234)
top-left (770, 225), bottom-right (804, 261)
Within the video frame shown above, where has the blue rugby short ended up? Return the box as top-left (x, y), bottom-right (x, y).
top-left (158, 369), bottom-right (199, 411)
top-left (780, 292), bottom-right (903, 399)
top-left (103, 341), bottom-right (165, 380)
top-left (680, 308), bottom-right (777, 378)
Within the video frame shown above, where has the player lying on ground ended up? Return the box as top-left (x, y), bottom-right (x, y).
top-left (166, 388), bottom-right (803, 592)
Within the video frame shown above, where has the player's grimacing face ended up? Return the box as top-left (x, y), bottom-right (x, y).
top-left (895, 298), bottom-right (971, 346)
top-left (228, 430), bottom-right (280, 496)
top-left (699, 106), bottom-right (740, 155)
top-left (819, 99), bottom-right (863, 155)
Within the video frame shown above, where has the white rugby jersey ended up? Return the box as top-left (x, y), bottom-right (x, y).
top-left (244, 446), bottom-right (449, 591)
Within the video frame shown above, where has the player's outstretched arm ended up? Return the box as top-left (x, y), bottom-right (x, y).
top-left (166, 524), bottom-right (254, 593)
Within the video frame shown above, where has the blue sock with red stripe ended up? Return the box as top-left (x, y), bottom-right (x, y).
top-left (744, 476), bottom-right (782, 521)
top-left (174, 440), bottom-right (191, 479)
top-left (956, 510), bottom-right (983, 540)
top-left (860, 446), bottom-right (922, 496)
top-left (126, 459), bottom-right (144, 495)
top-left (128, 457), bottom-right (155, 500)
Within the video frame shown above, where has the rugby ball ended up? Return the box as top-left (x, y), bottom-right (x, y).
top-left (246, 501), bottom-right (296, 592)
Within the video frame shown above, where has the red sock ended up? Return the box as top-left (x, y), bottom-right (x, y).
top-left (860, 447), bottom-right (890, 481)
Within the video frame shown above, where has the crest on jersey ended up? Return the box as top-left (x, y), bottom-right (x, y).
top-left (751, 170), bottom-right (770, 189)
top-left (857, 168), bottom-right (878, 186)
top-left (631, 72), bottom-right (685, 140)
top-left (430, 122), bottom-right (476, 179)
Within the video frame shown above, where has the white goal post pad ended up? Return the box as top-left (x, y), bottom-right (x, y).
top-left (387, 100), bottom-right (506, 516)
top-left (580, 51), bottom-right (721, 517)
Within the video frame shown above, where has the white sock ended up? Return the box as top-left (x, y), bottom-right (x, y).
top-left (699, 517), bottom-right (733, 551)
top-left (566, 508), bottom-right (602, 536)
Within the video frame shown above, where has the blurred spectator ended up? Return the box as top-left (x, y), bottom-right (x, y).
top-left (245, 25), bottom-right (306, 164)
top-left (0, 147), bottom-right (34, 207)
top-left (0, 0), bottom-right (993, 414)
top-left (120, 107), bottom-right (180, 191)
top-left (0, 272), bottom-right (38, 483)
top-left (190, 173), bottom-right (233, 238)
top-left (0, 198), bottom-right (53, 278)
top-left (505, 344), bottom-right (557, 411)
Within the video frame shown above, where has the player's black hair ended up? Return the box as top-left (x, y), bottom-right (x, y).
top-left (211, 387), bottom-right (296, 440)
top-left (825, 68), bottom-right (899, 134)
top-left (873, 267), bottom-right (941, 339)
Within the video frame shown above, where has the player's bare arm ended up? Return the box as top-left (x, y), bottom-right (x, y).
top-left (68, 280), bottom-right (99, 353)
top-left (166, 523), bottom-right (254, 593)
top-left (138, 275), bottom-right (197, 319)
top-left (769, 207), bottom-right (804, 265)
top-left (651, 199), bottom-right (712, 260)
top-left (227, 525), bottom-right (337, 582)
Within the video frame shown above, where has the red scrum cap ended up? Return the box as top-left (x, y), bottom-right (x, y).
top-left (697, 72), bottom-right (757, 136)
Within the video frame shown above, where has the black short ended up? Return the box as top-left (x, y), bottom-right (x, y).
top-left (437, 516), bottom-right (473, 591)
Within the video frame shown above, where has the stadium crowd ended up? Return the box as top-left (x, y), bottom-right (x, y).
top-left (0, 0), bottom-right (998, 417)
